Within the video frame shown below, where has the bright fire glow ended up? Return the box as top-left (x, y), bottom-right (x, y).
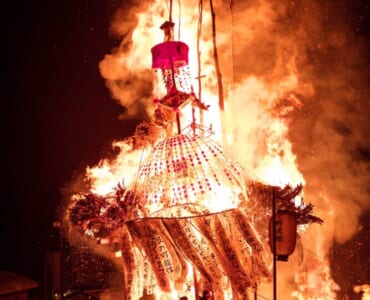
top-left (86, 140), bottom-right (150, 195)
top-left (354, 285), bottom-right (370, 300)
top-left (64, 0), bottom-right (369, 299)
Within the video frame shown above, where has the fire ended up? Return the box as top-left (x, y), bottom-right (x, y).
top-left (292, 261), bottom-right (339, 300)
top-left (86, 140), bottom-right (149, 195)
top-left (354, 285), bottom-right (370, 300)
top-left (291, 224), bottom-right (340, 299)
top-left (60, 0), bottom-right (369, 299)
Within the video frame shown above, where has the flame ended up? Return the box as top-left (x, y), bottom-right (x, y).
top-left (88, 0), bottom-right (322, 297)
top-left (86, 140), bottom-right (149, 195)
top-left (292, 261), bottom-right (339, 300)
top-left (292, 223), bottom-right (340, 299)
top-left (62, 0), bottom-right (369, 299)
top-left (354, 284), bottom-right (370, 300)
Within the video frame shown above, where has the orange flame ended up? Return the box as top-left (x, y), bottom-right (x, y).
top-left (64, 0), bottom-right (370, 299)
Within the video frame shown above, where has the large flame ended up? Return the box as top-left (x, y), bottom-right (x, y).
top-left (62, 0), bottom-right (369, 299)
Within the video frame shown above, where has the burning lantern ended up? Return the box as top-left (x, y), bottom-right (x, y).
top-left (151, 21), bottom-right (192, 96)
top-left (269, 210), bottom-right (297, 261)
top-left (151, 21), bottom-right (198, 134)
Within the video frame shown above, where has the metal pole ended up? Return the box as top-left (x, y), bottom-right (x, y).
top-left (272, 188), bottom-right (277, 300)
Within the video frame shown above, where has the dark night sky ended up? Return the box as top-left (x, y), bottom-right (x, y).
top-left (2, 0), bottom-right (137, 283)
top-left (1, 0), bottom-right (369, 298)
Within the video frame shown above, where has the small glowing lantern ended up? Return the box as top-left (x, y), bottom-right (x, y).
top-left (151, 21), bottom-right (192, 96)
top-left (269, 210), bottom-right (297, 261)
top-left (151, 41), bottom-right (192, 95)
top-left (151, 21), bottom-right (196, 134)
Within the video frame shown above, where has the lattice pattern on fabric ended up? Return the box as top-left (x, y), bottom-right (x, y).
top-left (136, 134), bottom-right (249, 217)
top-left (154, 66), bottom-right (193, 95)
top-left (151, 41), bottom-right (193, 100)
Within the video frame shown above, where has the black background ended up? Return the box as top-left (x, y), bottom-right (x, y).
top-left (2, 0), bottom-right (137, 284)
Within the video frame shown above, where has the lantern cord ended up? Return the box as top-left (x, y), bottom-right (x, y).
top-left (197, 0), bottom-right (203, 102)
top-left (169, 0), bottom-right (173, 22)
top-left (303, 247), bottom-right (326, 261)
top-left (209, 0), bottom-right (225, 111)
top-left (248, 292), bottom-right (270, 300)
top-left (130, 145), bottom-right (150, 218)
top-left (177, 0), bottom-right (181, 40)
top-left (167, 0), bottom-right (181, 40)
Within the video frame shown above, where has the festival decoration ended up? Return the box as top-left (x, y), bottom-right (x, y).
top-left (62, 2), bottom-right (324, 299)
top-left (269, 211), bottom-right (297, 261)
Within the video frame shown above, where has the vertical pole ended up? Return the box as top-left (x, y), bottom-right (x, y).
top-left (254, 285), bottom-right (257, 300)
top-left (197, 0), bottom-right (203, 103)
top-left (272, 188), bottom-right (277, 300)
top-left (209, 0), bottom-right (224, 112)
top-left (193, 266), bottom-right (199, 300)
top-left (169, 0), bottom-right (173, 22)
top-left (121, 238), bottom-right (127, 300)
top-left (192, 107), bottom-right (196, 135)
top-left (169, 56), bottom-right (181, 134)
top-left (176, 111), bottom-right (182, 134)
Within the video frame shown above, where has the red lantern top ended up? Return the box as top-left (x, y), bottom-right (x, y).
top-left (151, 41), bottom-right (189, 69)
top-left (150, 20), bottom-right (204, 135)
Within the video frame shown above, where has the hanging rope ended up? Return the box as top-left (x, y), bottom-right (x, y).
top-left (209, 0), bottom-right (225, 111)
top-left (169, 0), bottom-right (173, 22)
top-left (177, 0), bottom-right (181, 40)
top-left (230, 0), bottom-right (235, 91)
top-left (197, 0), bottom-right (203, 102)
top-left (131, 144), bottom-right (150, 218)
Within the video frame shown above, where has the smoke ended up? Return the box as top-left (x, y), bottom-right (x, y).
top-left (215, 0), bottom-right (369, 297)
top-left (67, 0), bottom-right (369, 298)
top-left (98, 0), bottom-right (157, 120)
top-left (277, 0), bottom-right (370, 243)
top-left (216, 0), bottom-right (370, 227)
top-left (219, 0), bottom-right (370, 238)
